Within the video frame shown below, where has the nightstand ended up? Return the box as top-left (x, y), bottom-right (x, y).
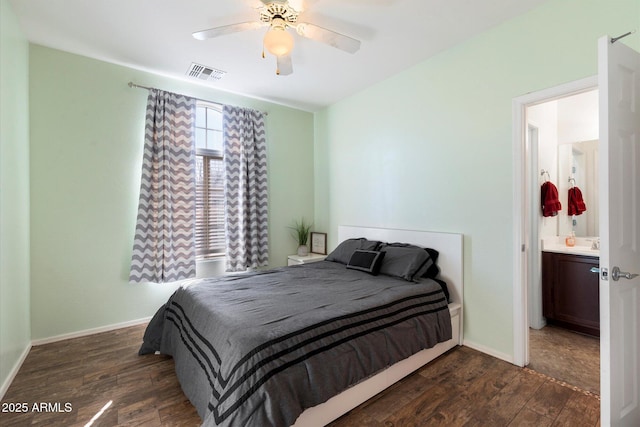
top-left (287, 253), bottom-right (327, 266)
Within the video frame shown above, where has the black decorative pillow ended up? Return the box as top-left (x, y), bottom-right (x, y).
top-left (325, 238), bottom-right (381, 265)
top-left (378, 244), bottom-right (431, 282)
top-left (422, 248), bottom-right (440, 279)
top-left (346, 250), bottom-right (386, 275)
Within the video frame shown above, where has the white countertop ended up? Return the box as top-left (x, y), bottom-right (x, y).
top-left (542, 244), bottom-right (600, 257)
top-left (541, 236), bottom-right (600, 257)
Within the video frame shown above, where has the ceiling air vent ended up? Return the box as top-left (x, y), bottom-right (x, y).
top-left (186, 63), bottom-right (226, 81)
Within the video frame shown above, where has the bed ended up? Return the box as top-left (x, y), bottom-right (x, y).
top-left (140, 226), bottom-right (463, 427)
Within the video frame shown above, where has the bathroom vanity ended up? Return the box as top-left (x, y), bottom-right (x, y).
top-left (542, 250), bottom-right (600, 337)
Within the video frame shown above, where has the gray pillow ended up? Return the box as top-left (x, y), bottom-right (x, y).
top-left (325, 238), bottom-right (380, 265)
top-left (383, 242), bottom-right (439, 279)
top-left (378, 244), bottom-right (431, 282)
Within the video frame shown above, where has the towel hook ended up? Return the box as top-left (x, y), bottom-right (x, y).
top-left (540, 169), bottom-right (550, 182)
top-left (568, 177), bottom-right (576, 187)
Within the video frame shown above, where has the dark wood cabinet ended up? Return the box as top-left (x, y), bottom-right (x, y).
top-left (542, 251), bottom-right (600, 337)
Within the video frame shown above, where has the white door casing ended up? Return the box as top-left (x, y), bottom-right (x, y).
top-left (598, 35), bottom-right (640, 426)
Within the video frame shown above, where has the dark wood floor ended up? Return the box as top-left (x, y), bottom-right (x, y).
top-left (1, 324), bottom-right (600, 426)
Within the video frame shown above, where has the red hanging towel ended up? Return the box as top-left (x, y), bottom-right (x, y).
top-left (541, 181), bottom-right (562, 217)
top-left (568, 186), bottom-right (587, 216)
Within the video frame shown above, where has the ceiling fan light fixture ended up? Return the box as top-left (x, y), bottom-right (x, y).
top-left (193, 0), bottom-right (362, 77)
top-left (263, 21), bottom-right (294, 56)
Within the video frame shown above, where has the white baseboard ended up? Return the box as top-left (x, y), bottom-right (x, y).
top-left (0, 343), bottom-right (32, 401)
top-left (463, 339), bottom-right (514, 364)
top-left (31, 317), bottom-right (151, 346)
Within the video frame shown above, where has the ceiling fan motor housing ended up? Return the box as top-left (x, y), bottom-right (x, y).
top-left (260, 2), bottom-right (299, 27)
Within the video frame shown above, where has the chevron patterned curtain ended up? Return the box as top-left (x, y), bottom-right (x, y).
top-left (223, 105), bottom-right (269, 272)
top-left (129, 89), bottom-right (196, 283)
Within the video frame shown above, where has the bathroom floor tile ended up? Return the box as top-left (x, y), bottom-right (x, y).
top-left (528, 325), bottom-right (600, 395)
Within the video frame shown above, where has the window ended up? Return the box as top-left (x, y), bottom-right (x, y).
top-left (195, 103), bottom-right (225, 259)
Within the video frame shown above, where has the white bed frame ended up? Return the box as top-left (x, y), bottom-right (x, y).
top-left (292, 226), bottom-right (464, 427)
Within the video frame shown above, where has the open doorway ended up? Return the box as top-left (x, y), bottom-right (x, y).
top-left (512, 77), bottom-right (600, 394)
top-left (526, 89), bottom-right (600, 394)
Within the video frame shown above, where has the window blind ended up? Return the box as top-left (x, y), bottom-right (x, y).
top-left (195, 152), bottom-right (225, 258)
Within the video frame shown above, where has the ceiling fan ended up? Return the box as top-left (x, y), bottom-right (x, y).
top-left (192, 0), bottom-right (361, 76)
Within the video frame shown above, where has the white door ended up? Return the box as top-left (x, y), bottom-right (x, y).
top-left (598, 35), bottom-right (640, 426)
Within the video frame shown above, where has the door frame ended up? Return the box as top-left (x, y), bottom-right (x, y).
top-left (512, 75), bottom-right (598, 367)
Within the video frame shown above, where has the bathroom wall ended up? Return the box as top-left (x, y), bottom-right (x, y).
top-left (527, 100), bottom-right (558, 329)
top-left (531, 89), bottom-right (599, 240)
top-left (557, 91), bottom-right (599, 144)
top-left (528, 100), bottom-right (559, 239)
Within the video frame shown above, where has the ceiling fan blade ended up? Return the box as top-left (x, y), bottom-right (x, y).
top-left (276, 54), bottom-right (293, 75)
top-left (193, 21), bottom-right (264, 40)
top-left (296, 23), bottom-right (361, 54)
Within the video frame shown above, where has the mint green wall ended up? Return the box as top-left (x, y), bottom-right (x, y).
top-left (314, 0), bottom-right (640, 358)
top-left (29, 46), bottom-right (314, 340)
top-left (0, 0), bottom-right (31, 391)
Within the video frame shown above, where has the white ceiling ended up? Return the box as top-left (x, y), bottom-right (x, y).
top-left (10, 0), bottom-right (549, 111)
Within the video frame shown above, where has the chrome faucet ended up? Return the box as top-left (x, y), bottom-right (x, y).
top-left (591, 238), bottom-right (600, 250)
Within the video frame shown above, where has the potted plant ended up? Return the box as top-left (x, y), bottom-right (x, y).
top-left (289, 218), bottom-right (312, 256)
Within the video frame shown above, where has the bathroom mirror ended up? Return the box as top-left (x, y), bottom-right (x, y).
top-left (557, 139), bottom-right (599, 237)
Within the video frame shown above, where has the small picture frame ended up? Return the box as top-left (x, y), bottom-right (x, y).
top-left (310, 232), bottom-right (327, 255)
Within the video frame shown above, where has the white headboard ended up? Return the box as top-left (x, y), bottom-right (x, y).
top-left (337, 225), bottom-right (464, 309)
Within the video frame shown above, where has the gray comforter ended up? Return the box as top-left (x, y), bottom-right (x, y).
top-left (140, 261), bottom-right (451, 427)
